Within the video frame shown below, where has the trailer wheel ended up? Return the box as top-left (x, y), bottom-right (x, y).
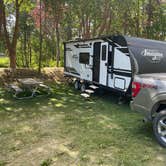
top-left (153, 110), bottom-right (166, 147)
top-left (74, 80), bottom-right (80, 90)
top-left (80, 83), bottom-right (86, 92)
top-left (66, 77), bottom-right (73, 84)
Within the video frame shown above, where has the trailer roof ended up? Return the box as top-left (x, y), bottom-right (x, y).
top-left (63, 35), bottom-right (112, 44)
top-left (124, 36), bottom-right (166, 49)
top-left (64, 35), bottom-right (166, 46)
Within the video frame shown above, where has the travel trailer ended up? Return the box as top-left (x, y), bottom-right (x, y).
top-left (64, 35), bottom-right (166, 96)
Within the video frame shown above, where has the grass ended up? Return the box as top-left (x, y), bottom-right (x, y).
top-left (0, 57), bottom-right (9, 68)
top-left (0, 83), bottom-right (166, 166)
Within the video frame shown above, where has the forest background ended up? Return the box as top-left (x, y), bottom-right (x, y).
top-left (0, 0), bottom-right (165, 71)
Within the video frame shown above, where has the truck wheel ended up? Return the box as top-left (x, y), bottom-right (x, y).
top-left (74, 80), bottom-right (80, 90)
top-left (80, 83), bottom-right (86, 92)
top-left (153, 110), bottom-right (166, 147)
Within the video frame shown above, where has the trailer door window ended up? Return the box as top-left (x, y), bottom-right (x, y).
top-left (102, 45), bottom-right (107, 60)
top-left (79, 53), bottom-right (90, 64)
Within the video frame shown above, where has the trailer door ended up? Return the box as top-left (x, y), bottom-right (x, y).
top-left (99, 42), bottom-right (108, 86)
top-left (93, 42), bottom-right (101, 83)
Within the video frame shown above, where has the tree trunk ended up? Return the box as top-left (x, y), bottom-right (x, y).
top-left (98, 0), bottom-right (109, 36)
top-left (146, 0), bottom-right (153, 38)
top-left (21, 36), bottom-right (25, 67)
top-left (1, 0), bottom-right (22, 70)
top-left (66, 14), bottom-right (72, 40)
top-left (29, 38), bottom-right (32, 67)
top-left (92, 16), bottom-right (97, 37)
top-left (81, 15), bottom-right (85, 38)
top-left (9, 48), bottom-right (16, 70)
top-left (56, 23), bottom-right (60, 67)
top-left (38, 0), bottom-right (42, 73)
top-left (84, 15), bottom-right (90, 39)
top-left (136, 0), bottom-right (140, 37)
top-left (24, 30), bottom-right (29, 67)
top-left (105, 11), bottom-right (112, 34)
top-left (123, 12), bottom-right (128, 34)
top-left (0, 2), bottom-right (3, 39)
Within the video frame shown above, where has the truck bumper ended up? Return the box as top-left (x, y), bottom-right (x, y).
top-left (130, 100), bottom-right (152, 121)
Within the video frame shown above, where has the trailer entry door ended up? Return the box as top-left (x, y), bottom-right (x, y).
top-left (99, 42), bottom-right (108, 86)
top-left (93, 42), bottom-right (101, 83)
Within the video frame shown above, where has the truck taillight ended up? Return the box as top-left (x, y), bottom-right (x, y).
top-left (132, 82), bottom-right (141, 97)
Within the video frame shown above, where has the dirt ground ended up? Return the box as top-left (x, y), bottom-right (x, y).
top-left (0, 67), bottom-right (65, 86)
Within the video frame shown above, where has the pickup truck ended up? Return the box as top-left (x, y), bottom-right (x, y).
top-left (130, 73), bottom-right (166, 147)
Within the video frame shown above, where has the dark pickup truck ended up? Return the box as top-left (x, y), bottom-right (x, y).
top-left (131, 73), bottom-right (166, 147)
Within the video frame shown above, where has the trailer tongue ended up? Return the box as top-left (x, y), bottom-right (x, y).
top-left (64, 35), bottom-right (166, 96)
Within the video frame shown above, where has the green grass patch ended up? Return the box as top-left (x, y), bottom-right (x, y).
top-left (0, 57), bottom-right (9, 68)
top-left (0, 84), bottom-right (165, 165)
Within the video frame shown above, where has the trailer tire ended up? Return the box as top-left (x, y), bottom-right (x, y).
top-left (66, 77), bottom-right (73, 84)
top-left (153, 110), bottom-right (166, 147)
top-left (80, 83), bottom-right (86, 92)
top-left (74, 80), bottom-right (80, 90)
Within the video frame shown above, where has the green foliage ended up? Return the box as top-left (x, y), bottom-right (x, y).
top-left (20, 0), bottom-right (35, 12)
top-left (4, 0), bottom-right (35, 12)
top-left (40, 159), bottom-right (52, 166)
top-left (1, 0), bottom-right (166, 69)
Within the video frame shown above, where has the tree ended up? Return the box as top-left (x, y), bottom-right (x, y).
top-left (1, 0), bottom-right (24, 70)
top-left (44, 0), bottom-right (66, 67)
top-left (1, 0), bottom-right (165, 71)
top-left (1, 0), bottom-right (34, 70)
top-left (18, 11), bottom-right (34, 67)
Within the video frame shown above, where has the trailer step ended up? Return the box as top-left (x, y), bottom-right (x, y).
top-left (89, 85), bottom-right (99, 90)
top-left (80, 93), bottom-right (90, 98)
top-left (85, 89), bottom-right (95, 94)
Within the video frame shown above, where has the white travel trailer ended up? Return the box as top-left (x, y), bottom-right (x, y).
top-left (64, 35), bottom-right (166, 96)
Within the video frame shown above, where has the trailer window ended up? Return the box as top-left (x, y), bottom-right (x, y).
top-left (102, 45), bottom-right (107, 60)
top-left (79, 53), bottom-right (90, 64)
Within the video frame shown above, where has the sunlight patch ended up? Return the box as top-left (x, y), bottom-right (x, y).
top-left (58, 144), bottom-right (79, 158)
top-left (55, 103), bottom-right (63, 107)
top-left (0, 98), bottom-right (5, 102)
top-left (156, 154), bottom-right (165, 161)
top-left (16, 125), bottom-right (33, 134)
top-left (6, 107), bottom-right (12, 111)
top-left (50, 98), bottom-right (58, 101)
